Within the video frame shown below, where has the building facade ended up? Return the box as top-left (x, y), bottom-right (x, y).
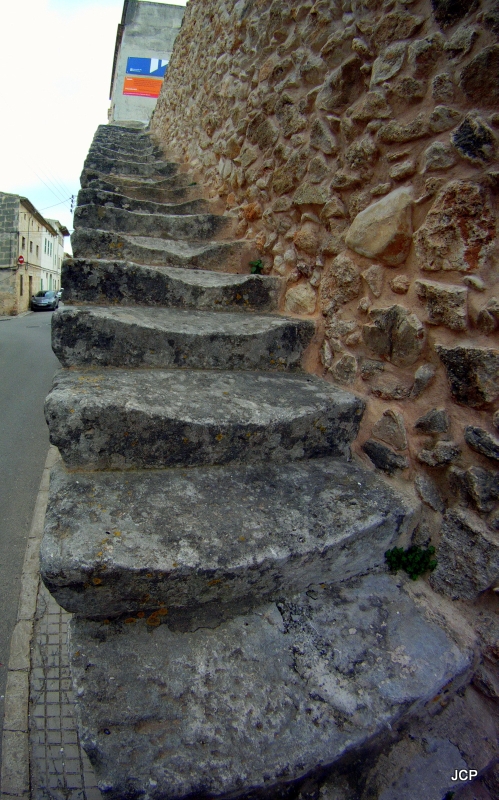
top-left (109, 1), bottom-right (184, 125)
top-left (0, 192), bottom-right (68, 315)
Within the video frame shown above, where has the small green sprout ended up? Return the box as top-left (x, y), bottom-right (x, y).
top-left (385, 545), bottom-right (437, 581)
top-left (249, 259), bottom-right (264, 275)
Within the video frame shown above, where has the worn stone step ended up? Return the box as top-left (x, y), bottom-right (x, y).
top-left (82, 155), bottom-right (178, 179)
top-left (41, 458), bottom-right (415, 621)
top-left (92, 126), bottom-right (150, 146)
top-left (71, 229), bottom-right (252, 272)
top-left (88, 143), bottom-right (162, 163)
top-left (81, 174), bottom-right (202, 204)
top-left (67, 572), bottom-right (471, 800)
top-left (52, 306), bottom-right (315, 370)
top-left (77, 188), bottom-right (209, 216)
top-left (73, 204), bottom-right (234, 241)
top-left (44, 368), bottom-right (364, 470)
top-left (61, 259), bottom-right (281, 311)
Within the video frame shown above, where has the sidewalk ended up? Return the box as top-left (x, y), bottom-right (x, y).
top-left (1, 447), bottom-right (99, 799)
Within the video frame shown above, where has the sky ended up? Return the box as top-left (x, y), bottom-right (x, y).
top-left (0, 0), bottom-right (187, 252)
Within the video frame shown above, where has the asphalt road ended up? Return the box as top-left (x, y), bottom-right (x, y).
top-left (0, 309), bottom-right (61, 763)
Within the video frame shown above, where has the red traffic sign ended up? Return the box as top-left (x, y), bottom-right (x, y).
top-left (17, 255), bottom-right (24, 264)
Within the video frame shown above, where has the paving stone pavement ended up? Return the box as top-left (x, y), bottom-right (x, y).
top-left (29, 584), bottom-right (99, 800)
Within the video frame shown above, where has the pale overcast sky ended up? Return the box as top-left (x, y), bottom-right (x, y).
top-left (0, 0), bottom-right (187, 249)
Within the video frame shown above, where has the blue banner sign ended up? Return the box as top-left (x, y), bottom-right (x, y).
top-left (126, 57), bottom-right (168, 78)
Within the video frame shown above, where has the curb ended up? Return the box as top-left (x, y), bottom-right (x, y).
top-left (1, 446), bottom-right (60, 798)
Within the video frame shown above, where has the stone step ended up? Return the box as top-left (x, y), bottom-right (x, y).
top-left (82, 155), bottom-right (178, 179)
top-left (76, 188), bottom-right (210, 216)
top-left (44, 368), bottom-right (364, 470)
top-left (88, 143), bottom-right (162, 163)
top-left (71, 229), bottom-right (252, 272)
top-left (92, 126), bottom-right (150, 146)
top-left (73, 204), bottom-right (234, 241)
top-left (41, 458), bottom-right (415, 621)
top-left (61, 259), bottom-right (281, 311)
top-left (80, 173), bottom-right (202, 204)
top-left (52, 306), bottom-right (315, 370)
top-left (67, 572), bottom-right (471, 800)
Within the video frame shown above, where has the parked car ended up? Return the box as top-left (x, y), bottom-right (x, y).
top-left (56, 288), bottom-right (64, 300)
top-left (31, 290), bottom-right (59, 311)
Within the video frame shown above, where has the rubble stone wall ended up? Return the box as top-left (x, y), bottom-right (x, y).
top-left (151, 0), bottom-right (499, 587)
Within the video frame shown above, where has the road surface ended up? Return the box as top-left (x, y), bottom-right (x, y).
top-left (0, 309), bottom-right (61, 763)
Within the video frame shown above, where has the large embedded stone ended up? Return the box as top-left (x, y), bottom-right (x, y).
top-left (378, 114), bottom-right (429, 144)
top-left (436, 345), bottom-right (499, 408)
top-left (317, 56), bottom-right (364, 112)
top-left (460, 45), bottom-right (499, 107)
top-left (362, 440), bottom-right (409, 474)
top-left (415, 279), bottom-right (468, 331)
top-left (68, 572), bottom-right (470, 800)
top-left (293, 183), bottom-right (330, 206)
top-left (320, 252), bottom-right (361, 313)
top-left (41, 459), bottom-right (413, 620)
top-left (52, 306), bottom-right (314, 371)
top-left (362, 305), bottom-right (425, 367)
top-left (464, 426), bottom-right (499, 462)
top-left (430, 509), bottom-right (499, 600)
top-left (417, 441), bottom-right (461, 467)
top-left (345, 187), bottom-right (413, 266)
top-left (463, 466), bottom-right (499, 513)
top-left (414, 181), bottom-right (495, 273)
top-left (284, 282), bottom-right (317, 315)
top-left (432, 0), bottom-right (479, 28)
top-left (414, 408), bottom-right (450, 434)
top-left (370, 43), bottom-right (406, 86)
top-left (415, 474), bottom-right (445, 513)
top-left (423, 142), bottom-right (457, 172)
top-left (310, 118), bottom-right (337, 155)
top-left (61, 259), bottom-right (281, 311)
top-left (451, 115), bottom-right (497, 164)
top-left (372, 410), bottom-right (408, 451)
top-left (408, 34), bottom-right (444, 78)
top-left (45, 369), bottom-right (365, 471)
top-left (373, 12), bottom-right (423, 46)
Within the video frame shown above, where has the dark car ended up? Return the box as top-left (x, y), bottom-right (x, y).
top-left (31, 290), bottom-right (59, 311)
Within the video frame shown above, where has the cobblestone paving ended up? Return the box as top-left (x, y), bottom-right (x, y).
top-left (29, 584), bottom-right (99, 799)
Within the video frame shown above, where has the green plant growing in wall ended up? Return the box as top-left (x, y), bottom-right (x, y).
top-left (385, 545), bottom-right (437, 580)
top-left (249, 259), bottom-right (264, 274)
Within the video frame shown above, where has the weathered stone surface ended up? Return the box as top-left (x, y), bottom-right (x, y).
top-left (247, 115), bottom-right (279, 150)
top-left (430, 509), bottom-right (499, 600)
top-left (415, 474), bottom-right (445, 513)
top-left (429, 105), bottom-right (462, 133)
top-left (432, 73), bottom-right (455, 103)
top-left (432, 0), bottom-right (479, 29)
top-left (272, 149), bottom-right (308, 194)
top-left (370, 43), bottom-right (406, 86)
top-left (317, 56), bottom-right (364, 112)
top-left (345, 188), bottom-right (413, 267)
top-left (71, 229), bottom-right (250, 273)
top-left (61, 259), bottom-right (281, 311)
top-left (451, 114), bottom-right (497, 163)
top-left (373, 12), bottom-right (423, 46)
top-left (310, 118), bottom-right (337, 154)
top-left (408, 34), bottom-right (444, 77)
top-left (389, 160), bottom-right (417, 181)
top-left (320, 253), bottom-right (361, 312)
top-left (390, 275), bottom-right (410, 294)
top-left (284, 282), bottom-right (317, 315)
top-left (415, 279), bottom-right (468, 331)
top-left (436, 345), bottom-right (499, 408)
top-left (392, 76), bottom-right (427, 104)
top-left (275, 94), bottom-right (307, 138)
top-left (460, 45), bottom-right (499, 107)
top-left (362, 440), bottom-right (409, 474)
top-left (423, 142), bottom-right (457, 172)
top-left (378, 114), bottom-right (429, 144)
top-left (293, 183), bottom-right (330, 206)
top-left (362, 305), bottom-right (425, 367)
top-left (77, 188), bottom-right (208, 217)
top-left (477, 298), bottom-right (499, 333)
top-left (411, 363), bottom-right (436, 398)
top-left (330, 355), bottom-right (357, 385)
top-left (68, 572), bottom-right (469, 799)
top-left (464, 427), bottom-right (499, 462)
top-left (45, 369), bottom-right (365, 470)
top-left (52, 306), bottom-right (314, 372)
top-left (82, 154), bottom-right (177, 180)
top-left (74, 204), bottom-right (232, 242)
top-left (417, 441), bottom-right (461, 467)
top-left (414, 181), bottom-right (495, 273)
top-left (361, 264), bottom-right (384, 298)
top-left (345, 137), bottom-right (378, 172)
top-left (350, 91), bottom-right (392, 122)
top-left (372, 410), bottom-right (408, 451)
top-left (445, 25), bottom-right (479, 61)
top-left (414, 408), bottom-right (450, 434)
top-left (464, 466), bottom-right (499, 513)
top-left (42, 459), bottom-right (413, 620)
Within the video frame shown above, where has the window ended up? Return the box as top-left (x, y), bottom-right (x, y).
top-left (22, 237), bottom-right (26, 249)
top-left (30, 241), bottom-right (33, 254)
top-left (36, 245), bottom-right (39, 257)
top-left (20, 275), bottom-right (23, 296)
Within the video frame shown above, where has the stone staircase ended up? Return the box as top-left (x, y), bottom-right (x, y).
top-left (40, 124), bottom-right (474, 799)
